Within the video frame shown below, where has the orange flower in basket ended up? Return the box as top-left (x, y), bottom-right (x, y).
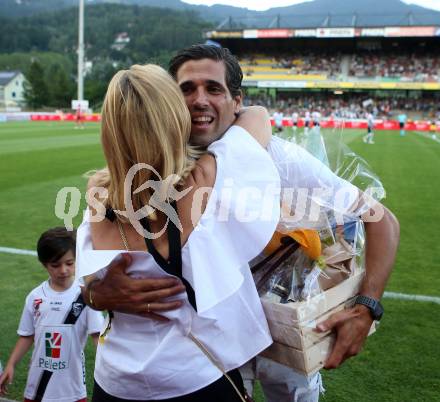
top-left (264, 229), bottom-right (321, 260)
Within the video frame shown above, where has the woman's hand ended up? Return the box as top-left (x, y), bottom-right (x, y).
top-left (235, 106), bottom-right (272, 147)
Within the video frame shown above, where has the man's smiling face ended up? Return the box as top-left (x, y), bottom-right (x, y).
top-left (176, 58), bottom-right (241, 147)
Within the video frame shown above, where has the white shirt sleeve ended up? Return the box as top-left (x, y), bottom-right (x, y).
top-left (86, 307), bottom-right (105, 335)
top-left (17, 293), bottom-right (35, 336)
top-left (267, 136), bottom-right (362, 230)
top-left (182, 125), bottom-right (281, 313)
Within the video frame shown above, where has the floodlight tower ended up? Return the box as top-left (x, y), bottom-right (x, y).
top-left (77, 0), bottom-right (85, 101)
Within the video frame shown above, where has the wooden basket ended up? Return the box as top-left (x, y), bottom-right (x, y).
top-left (260, 271), bottom-right (376, 375)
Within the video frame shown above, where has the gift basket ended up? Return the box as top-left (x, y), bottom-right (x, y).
top-left (253, 127), bottom-right (383, 375)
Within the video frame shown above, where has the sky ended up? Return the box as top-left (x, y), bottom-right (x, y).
top-left (182, 0), bottom-right (440, 11)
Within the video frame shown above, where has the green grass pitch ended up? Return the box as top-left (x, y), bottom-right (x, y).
top-left (0, 122), bottom-right (439, 401)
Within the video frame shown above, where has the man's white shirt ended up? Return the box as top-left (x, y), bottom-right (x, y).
top-left (267, 136), bottom-right (361, 230)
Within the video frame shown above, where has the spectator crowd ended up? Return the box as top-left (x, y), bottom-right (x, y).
top-left (244, 93), bottom-right (440, 120)
top-left (350, 52), bottom-right (440, 82)
top-left (241, 51), bottom-right (440, 82)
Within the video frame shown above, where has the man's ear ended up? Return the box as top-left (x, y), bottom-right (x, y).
top-left (233, 90), bottom-right (243, 114)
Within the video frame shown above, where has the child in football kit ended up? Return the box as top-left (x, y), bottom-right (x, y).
top-left (0, 227), bottom-right (104, 402)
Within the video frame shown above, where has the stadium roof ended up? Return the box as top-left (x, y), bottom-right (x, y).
top-left (0, 71), bottom-right (22, 86)
top-left (214, 11), bottom-right (440, 30)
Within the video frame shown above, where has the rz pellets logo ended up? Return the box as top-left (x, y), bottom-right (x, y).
top-left (45, 332), bottom-right (62, 358)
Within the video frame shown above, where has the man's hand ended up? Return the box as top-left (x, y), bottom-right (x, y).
top-left (315, 204), bottom-right (399, 369)
top-left (84, 253), bottom-right (186, 321)
top-left (315, 304), bottom-right (373, 369)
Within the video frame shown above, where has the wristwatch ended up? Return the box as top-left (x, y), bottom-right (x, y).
top-left (354, 295), bottom-right (384, 321)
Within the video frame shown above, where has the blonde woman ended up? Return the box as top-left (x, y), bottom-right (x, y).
top-left (76, 64), bottom-right (280, 401)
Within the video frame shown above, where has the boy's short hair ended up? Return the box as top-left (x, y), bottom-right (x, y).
top-left (37, 227), bottom-right (76, 265)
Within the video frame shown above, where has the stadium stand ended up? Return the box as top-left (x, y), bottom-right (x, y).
top-left (240, 51), bottom-right (440, 82)
top-left (349, 52), bottom-right (440, 81)
top-left (205, 11), bottom-right (440, 121)
top-left (240, 53), bottom-right (341, 78)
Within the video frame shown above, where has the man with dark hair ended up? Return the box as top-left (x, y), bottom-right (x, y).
top-left (83, 44), bottom-right (399, 402)
top-left (168, 45), bottom-right (244, 148)
top-left (169, 45), bottom-right (243, 98)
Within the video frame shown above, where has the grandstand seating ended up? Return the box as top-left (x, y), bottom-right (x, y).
top-left (239, 52), bottom-right (440, 82)
top-left (350, 53), bottom-right (440, 81)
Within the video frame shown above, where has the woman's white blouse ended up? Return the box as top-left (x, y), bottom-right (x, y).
top-left (76, 125), bottom-right (281, 400)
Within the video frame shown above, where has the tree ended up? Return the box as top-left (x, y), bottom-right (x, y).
top-left (24, 60), bottom-right (49, 109)
top-left (85, 60), bottom-right (119, 107)
top-left (49, 64), bottom-right (74, 108)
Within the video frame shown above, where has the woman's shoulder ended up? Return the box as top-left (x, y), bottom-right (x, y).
top-left (84, 170), bottom-right (120, 249)
top-left (86, 168), bottom-right (109, 191)
top-left (85, 169), bottom-right (110, 217)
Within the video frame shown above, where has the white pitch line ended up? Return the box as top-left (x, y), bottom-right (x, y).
top-left (383, 291), bottom-right (440, 305)
top-left (0, 246), bottom-right (37, 256)
top-left (1, 246), bottom-right (439, 304)
top-left (414, 131), bottom-right (440, 144)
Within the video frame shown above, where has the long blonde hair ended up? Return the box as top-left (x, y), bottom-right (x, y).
top-left (96, 64), bottom-right (197, 216)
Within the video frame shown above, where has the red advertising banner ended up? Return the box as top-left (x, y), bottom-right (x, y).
top-left (385, 26), bottom-right (436, 37)
top-left (271, 119), bottom-right (440, 132)
top-left (31, 114), bottom-right (101, 121)
top-left (31, 114), bottom-right (61, 121)
top-left (257, 29), bottom-right (294, 38)
top-left (205, 25), bottom-right (439, 40)
top-left (29, 115), bottom-right (439, 132)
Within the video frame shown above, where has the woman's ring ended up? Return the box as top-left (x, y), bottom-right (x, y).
top-left (147, 303), bottom-right (151, 313)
